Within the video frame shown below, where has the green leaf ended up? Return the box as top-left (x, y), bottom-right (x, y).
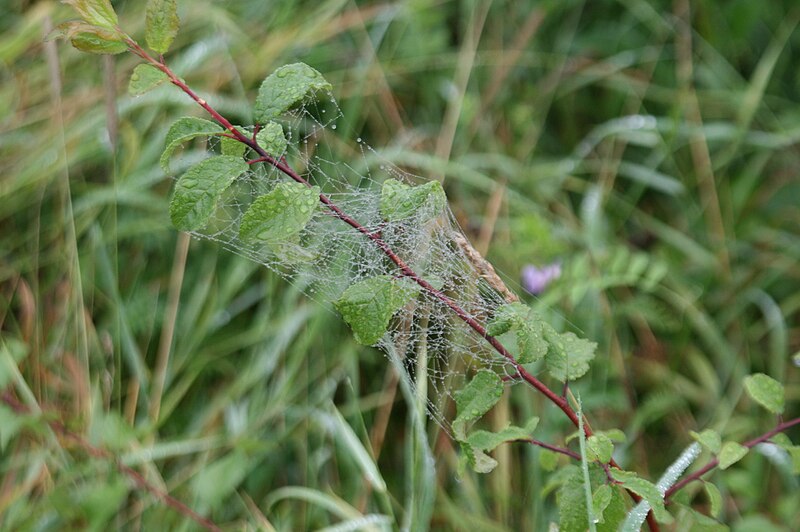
top-left (70, 29), bottom-right (127, 55)
top-left (169, 156), bottom-right (248, 231)
top-left (557, 466), bottom-right (588, 532)
top-left (703, 482), bottom-right (722, 518)
top-left (598, 486), bottom-right (627, 531)
top-left (453, 370), bottom-right (503, 430)
top-left (765, 435), bottom-right (800, 475)
top-left (543, 323), bottom-right (597, 382)
top-left (592, 484), bottom-right (613, 523)
top-left (610, 469), bottom-right (672, 523)
top-left (487, 303), bottom-right (548, 364)
top-left (466, 417), bottom-right (539, 452)
top-left (145, 0), bottom-right (179, 54)
top-left (458, 441), bottom-right (498, 474)
top-left (743, 373), bottom-right (784, 414)
top-left (568, 428), bottom-right (625, 446)
top-left (486, 311), bottom-right (513, 336)
top-left (471, 449), bottom-right (498, 473)
top-left (254, 63), bottom-right (332, 123)
top-left (128, 64), bottom-right (168, 95)
top-left (690, 429), bottom-right (722, 454)
top-left (539, 449), bottom-right (558, 471)
top-left (255, 121), bottom-right (288, 157)
top-left (64, 0), bottom-right (119, 29)
top-left (558, 465), bottom-right (627, 532)
top-left (587, 434), bottom-right (614, 463)
top-left (335, 276), bottom-right (420, 346)
top-left (718, 441), bottom-right (748, 470)
top-left (160, 117), bottom-right (224, 172)
top-left (770, 432), bottom-right (792, 449)
top-left (675, 506), bottom-right (728, 531)
top-left (597, 429), bottom-right (626, 443)
top-left (48, 20), bottom-right (126, 55)
top-left (220, 133), bottom-right (246, 157)
top-left (239, 182), bottom-right (319, 245)
top-left (379, 178), bottom-right (447, 223)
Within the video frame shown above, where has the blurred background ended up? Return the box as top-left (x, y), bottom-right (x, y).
top-left (1, 0), bottom-right (799, 529)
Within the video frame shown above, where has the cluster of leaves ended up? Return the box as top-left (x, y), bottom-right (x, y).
top-left (165, 64), bottom-right (330, 238)
top-left (49, 0), bottom-right (178, 55)
top-left (451, 369), bottom-right (538, 473)
top-left (451, 369), bottom-right (797, 530)
top-left (54, 3), bottom-right (334, 255)
top-left (692, 374), bottom-right (798, 472)
top-left (488, 302), bottom-right (597, 382)
top-left (449, 372), bottom-right (674, 530)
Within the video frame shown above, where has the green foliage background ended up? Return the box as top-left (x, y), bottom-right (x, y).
top-left (1, 0), bottom-right (799, 529)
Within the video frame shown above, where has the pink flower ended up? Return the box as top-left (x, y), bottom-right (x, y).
top-left (521, 263), bottom-right (561, 295)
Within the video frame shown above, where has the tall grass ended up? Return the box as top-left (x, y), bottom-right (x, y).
top-left (1, 0), bottom-right (798, 529)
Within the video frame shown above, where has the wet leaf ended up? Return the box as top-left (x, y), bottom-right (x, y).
top-left (145, 0), bottom-right (179, 54)
top-left (335, 276), bottom-right (419, 346)
top-left (239, 182), bottom-right (319, 245)
top-left (128, 63), bottom-right (168, 95)
top-left (379, 178), bottom-right (446, 223)
top-left (160, 116), bottom-right (223, 172)
top-left (254, 63), bottom-right (332, 123)
top-left (169, 156), bottom-right (248, 231)
top-left (743, 373), bottom-right (784, 414)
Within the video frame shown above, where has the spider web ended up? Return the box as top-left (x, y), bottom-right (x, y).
top-left (179, 91), bottom-right (526, 434)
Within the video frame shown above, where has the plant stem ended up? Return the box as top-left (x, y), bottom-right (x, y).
top-left (126, 40), bottom-right (658, 530)
top-left (664, 416), bottom-right (800, 500)
top-left (526, 438), bottom-right (581, 460)
top-left (126, 39), bottom-right (585, 433)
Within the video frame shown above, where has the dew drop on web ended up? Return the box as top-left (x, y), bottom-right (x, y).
top-left (187, 89), bottom-right (528, 437)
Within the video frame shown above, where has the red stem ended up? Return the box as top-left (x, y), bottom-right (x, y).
top-left (526, 438), bottom-right (581, 460)
top-left (664, 416), bottom-right (800, 500)
top-left (127, 39), bottom-right (585, 432)
top-left (126, 40), bottom-right (659, 530)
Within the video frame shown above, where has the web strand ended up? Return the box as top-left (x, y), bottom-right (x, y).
top-left (177, 92), bottom-right (561, 435)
